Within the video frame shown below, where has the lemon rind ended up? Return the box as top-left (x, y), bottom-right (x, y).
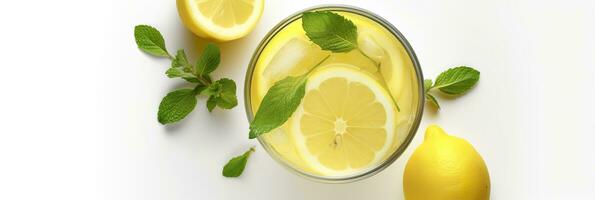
top-left (179, 0), bottom-right (264, 41)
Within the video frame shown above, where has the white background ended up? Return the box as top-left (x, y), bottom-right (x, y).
top-left (0, 0), bottom-right (594, 199)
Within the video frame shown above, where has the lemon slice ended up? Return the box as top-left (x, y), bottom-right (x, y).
top-left (290, 65), bottom-right (397, 176)
top-left (177, 0), bottom-right (264, 41)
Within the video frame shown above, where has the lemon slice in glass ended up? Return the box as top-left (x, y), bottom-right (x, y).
top-left (177, 0), bottom-right (264, 41)
top-left (290, 65), bottom-right (397, 176)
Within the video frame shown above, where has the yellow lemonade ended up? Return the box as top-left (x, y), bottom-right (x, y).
top-left (247, 7), bottom-right (423, 180)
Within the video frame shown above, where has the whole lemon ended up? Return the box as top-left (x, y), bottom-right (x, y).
top-left (403, 125), bottom-right (490, 200)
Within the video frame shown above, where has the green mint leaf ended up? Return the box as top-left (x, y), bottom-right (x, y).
top-left (165, 67), bottom-right (200, 83)
top-left (207, 96), bottom-right (217, 112)
top-left (433, 66), bottom-right (480, 95)
top-left (196, 43), bottom-right (221, 76)
top-left (202, 75), bottom-right (213, 83)
top-left (424, 79), bottom-right (433, 94)
top-left (168, 49), bottom-right (201, 83)
top-left (249, 75), bottom-right (308, 139)
top-left (425, 93), bottom-right (440, 109)
top-left (157, 89), bottom-right (197, 124)
top-left (193, 84), bottom-right (208, 94)
top-left (203, 79), bottom-right (237, 111)
top-left (183, 77), bottom-right (200, 83)
top-left (302, 11), bottom-right (358, 53)
top-left (222, 147), bottom-right (255, 177)
top-left (201, 81), bottom-right (223, 97)
top-left (214, 79), bottom-right (238, 109)
top-left (171, 49), bottom-right (189, 68)
top-left (166, 67), bottom-right (194, 79)
top-left (134, 25), bottom-right (169, 57)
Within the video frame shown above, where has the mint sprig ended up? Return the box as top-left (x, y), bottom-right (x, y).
top-left (433, 66), bottom-right (480, 94)
top-left (222, 147), bottom-right (255, 177)
top-left (134, 24), bottom-right (238, 124)
top-left (203, 78), bottom-right (238, 112)
top-left (424, 66), bottom-right (480, 109)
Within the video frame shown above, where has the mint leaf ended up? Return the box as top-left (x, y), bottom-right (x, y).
top-left (249, 75), bottom-right (308, 139)
top-left (202, 75), bottom-right (213, 83)
top-left (424, 79), bottom-right (433, 94)
top-left (426, 93), bottom-right (440, 109)
top-left (157, 89), bottom-right (197, 124)
top-left (196, 43), bottom-right (221, 76)
top-left (203, 79), bottom-right (237, 111)
top-left (222, 147), bottom-right (255, 177)
top-left (134, 25), bottom-right (169, 57)
top-left (169, 50), bottom-right (201, 83)
top-left (166, 67), bottom-right (195, 79)
top-left (165, 66), bottom-right (200, 83)
top-left (171, 49), bottom-right (189, 68)
top-left (201, 81), bottom-right (223, 96)
top-left (207, 96), bottom-right (217, 112)
top-left (214, 79), bottom-right (237, 109)
top-left (302, 11), bottom-right (358, 53)
top-left (433, 66), bottom-right (480, 95)
top-left (193, 84), bottom-right (207, 94)
top-left (183, 77), bottom-right (201, 83)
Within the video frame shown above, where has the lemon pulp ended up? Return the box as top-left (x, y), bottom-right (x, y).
top-left (177, 0), bottom-right (264, 41)
top-left (196, 0), bottom-right (254, 28)
top-left (291, 66), bottom-right (396, 176)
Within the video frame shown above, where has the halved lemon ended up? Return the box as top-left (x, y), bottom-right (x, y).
top-left (290, 65), bottom-right (397, 176)
top-left (177, 0), bottom-right (264, 41)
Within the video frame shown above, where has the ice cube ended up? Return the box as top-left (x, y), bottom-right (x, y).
top-left (262, 37), bottom-right (327, 82)
top-left (325, 49), bottom-right (379, 75)
top-left (358, 30), bottom-right (386, 64)
top-left (321, 31), bottom-right (387, 76)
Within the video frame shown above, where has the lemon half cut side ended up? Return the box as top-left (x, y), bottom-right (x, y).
top-left (177, 0), bottom-right (264, 41)
top-left (290, 65), bottom-right (397, 176)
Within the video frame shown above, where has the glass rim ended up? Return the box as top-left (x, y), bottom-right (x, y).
top-left (243, 4), bottom-right (425, 183)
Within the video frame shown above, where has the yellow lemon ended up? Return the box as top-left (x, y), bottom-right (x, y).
top-left (290, 65), bottom-right (397, 176)
top-left (177, 0), bottom-right (264, 41)
top-left (403, 125), bottom-right (490, 200)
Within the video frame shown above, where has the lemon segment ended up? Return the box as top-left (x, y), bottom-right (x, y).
top-left (290, 65), bottom-right (397, 176)
top-left (177, 0), bottom-right (264, 41)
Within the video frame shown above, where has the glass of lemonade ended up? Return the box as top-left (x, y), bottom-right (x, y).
top-left (245, 5), bottom-right (424, 182)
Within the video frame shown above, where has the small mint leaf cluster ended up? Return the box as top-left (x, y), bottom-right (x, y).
top-left (134, 25), bottom-right (237, 125)
top-left (424, 66), bottom-right (480, 109)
